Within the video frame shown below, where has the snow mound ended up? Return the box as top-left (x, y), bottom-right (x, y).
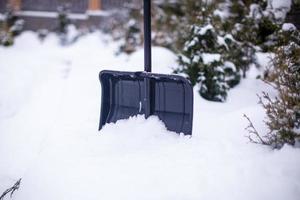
top-left (0, 31), bottom-right (300, 200)
top-left (282, 23), bottom-right (297, 31)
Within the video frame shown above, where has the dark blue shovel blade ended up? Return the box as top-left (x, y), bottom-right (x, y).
top-left (99, 70), bottom-right (193, 135)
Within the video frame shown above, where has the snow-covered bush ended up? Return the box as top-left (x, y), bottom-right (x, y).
top-left (262, 44), bottom-right (299, 148)
top-left (56, 4), bottom-right (71, 35)
top-left (117, 0), bottom-right (201, 54)
top-left (227, 0), bottom-right (278, 65)
top-left (0, 8), bottom-right (24, 46)
top-left (118, 3), bottom-right (143, 54)
top-left (176, 0), bottom-right (293, 102)
top-left (263, 26), bottom-right (300, 148)
top-left (178, 22), bottom-right (241, 102)
top-left (55, 4), bottom-right (83, 46)
top-left (152, 0), bottom-right (183, 50)
top-left (115, 0), bottom-right (292, 102)
top-left (37, 29), bottom-right (49, 42)
top-left (176, 0), bottom-right (262, 102)
top-left (247, 26), bottom-right (300, 148)
top-left (152, 0), bottom-right (203, 51)
top-left (263, 22), bottom-right (299, 52)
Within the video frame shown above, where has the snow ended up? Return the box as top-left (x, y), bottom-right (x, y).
top-left (224, 61), bottom-right (236, 71)
top-left (213, 2), bottom-right (231, 20)
top-left (184, 36), bottom-right (199, 50)
top-left (213, 9), bottom-right (230, 19)
top-left (16, 11), bottom-right (89, 20)
top-left (0, 32), bottom-right (300, 200)
top-left (256, 52), bottom-right (274, 75)
top-left (282, 23), bottom-right (297, 31)
top-left (202, 53), bottom-right (221, 64)
top-left (86, 10), bottom-right (112, 17)
top-left (217, 35), bottom-right (229, 49)
top-left (249, 3), bottom-right (263, 20)
top-left (268, 0), bottom-right (292, 20)
top-left (0, 14), bottom-right (4, 21)
top-left (195, 24), bottom-right (214, 35)
top-left (270, 0), bottom-right (292, 10)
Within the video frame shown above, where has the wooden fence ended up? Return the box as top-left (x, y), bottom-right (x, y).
top-left (0, 0), bottom-right (138, 13)
top-left (21, 0), bottom-right (88, 13)
top-left (101, 0), bottom-right (130, 10)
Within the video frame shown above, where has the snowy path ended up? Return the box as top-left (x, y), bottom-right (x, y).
top-left (0, 32), bottom-right (300, 200)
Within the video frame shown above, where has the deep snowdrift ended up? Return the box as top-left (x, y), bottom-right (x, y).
top-left (0, 32), bottom-right (299, 200)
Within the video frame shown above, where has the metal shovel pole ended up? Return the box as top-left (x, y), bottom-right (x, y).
top-left (144, 0), bottom-right (151, 72)
top-left (144, 0), bottom-right (152, 118)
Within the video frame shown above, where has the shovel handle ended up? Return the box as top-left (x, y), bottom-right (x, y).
top-left (144, 0), bottom-right (151, 72)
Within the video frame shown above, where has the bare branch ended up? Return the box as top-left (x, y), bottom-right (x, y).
top-left (243, 114), bottom-right (269, 145)
top-left (0, 179), bottom-right (21, 200)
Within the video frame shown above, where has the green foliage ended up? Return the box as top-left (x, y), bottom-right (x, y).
top-left (118, 0), bottom-right (211, 54)
top-left (247, 28), bottom-right (300, 148)
top-left (262, 41), bottom-right (300, 148)
top-left (56, 4), bottom-right (83, 46)
top-left (57, 4), bottom-right (71, 35)
top-left (117, 0), bottom-right (283, 102)
top-left (263, 23), bottom-right (300, 52)
top-left (176, 0), bottom-right (288, 101)
top-left (178, 22), bottom-right (241, 102)
top-left (177, 0), bottom-right (264, 102)
top-left (257, 16), bottom-right (279, 43)
top-left (119, 3), bottom-right (143, 54)
top-left (153, 0), bottom-right (207, 51)
top-left (0, 8), bottom-right (24, 47)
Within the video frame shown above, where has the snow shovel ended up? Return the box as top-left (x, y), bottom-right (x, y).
top-left (99, 0), bottom-right (193, 135)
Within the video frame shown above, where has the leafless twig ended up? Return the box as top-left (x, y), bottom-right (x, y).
top-left (243, 114), bottom-right (269, 145)
top-left (0, 179), bottom-right (21, 200)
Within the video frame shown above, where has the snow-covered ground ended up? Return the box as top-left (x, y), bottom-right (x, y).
top-left (0, 32), bottom-right (299, 200)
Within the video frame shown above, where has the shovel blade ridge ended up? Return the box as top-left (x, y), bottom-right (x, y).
top-left (99, 70), bottom-right (193, 135)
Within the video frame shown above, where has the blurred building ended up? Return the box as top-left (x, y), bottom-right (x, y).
top-left (0, 0), bottom-right (139, 30)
